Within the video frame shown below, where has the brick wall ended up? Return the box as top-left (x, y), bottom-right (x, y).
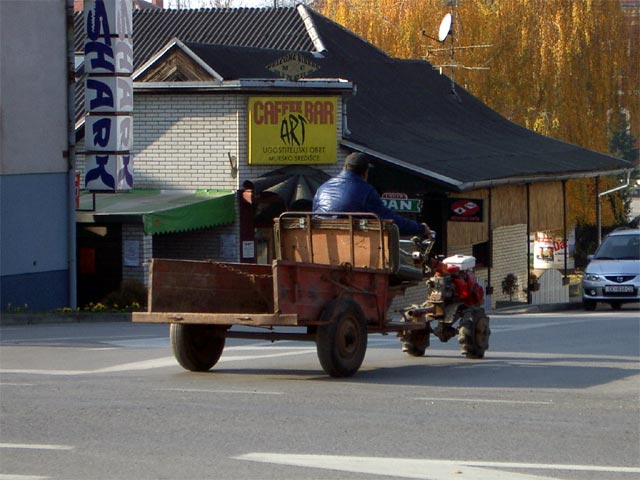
top-left (132, 94), bottom-right (240, 190)
top-left (78, 92), bottom-right (345, 190)
top-left (153, 222), bottom-right (239, 263)
top-left (492, 223), bottom-right (528, 305)
top-left (122, 224), bottom-right (152, 285)
top-left (387, 282), bottom-right (429, 320)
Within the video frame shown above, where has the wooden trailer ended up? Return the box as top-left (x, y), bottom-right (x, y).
top-left (132, 213), bottom-right (427, 377)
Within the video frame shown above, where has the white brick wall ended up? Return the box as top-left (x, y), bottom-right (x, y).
top-left (78, 92), bottom-right (345, 196)
top-left (122, 224), bottom-right (152, 285)
top-left (153, 222), bottom-right (239, 263)
top-left (492, 224), bottom-right (528, 305)
top-left (387, 282), bottom-right (429, 319)
top-left (132, 94), bottom-right (240, 190)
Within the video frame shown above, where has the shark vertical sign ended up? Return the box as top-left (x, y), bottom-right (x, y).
top-left (84, 0), bottom-right (134, 191)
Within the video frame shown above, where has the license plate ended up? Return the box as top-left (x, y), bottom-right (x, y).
top-left (604, 285), bottom-right (635, 294)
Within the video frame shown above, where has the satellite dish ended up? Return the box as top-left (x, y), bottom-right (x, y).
top-left (438, 13), bottom-right (452, 42)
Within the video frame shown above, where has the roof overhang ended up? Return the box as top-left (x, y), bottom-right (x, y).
top-left (341, 140), bottom-right (634, 192)
top-left (133, 78), bottom-right (354, 94)
top-left (76, 190), bottom-right (236, 235)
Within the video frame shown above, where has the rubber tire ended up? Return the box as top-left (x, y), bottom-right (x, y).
top-left (583, 300), bottom-right (597, 311)
top-left (402, 330), bottom-right (429, 357)
top-left (170, 324), bottom-right (226, 372)
top-left (316, 299), bottom-right (368, 378)
top-left (457, 308), bottom-right (490, 359)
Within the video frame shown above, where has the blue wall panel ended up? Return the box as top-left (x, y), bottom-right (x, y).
top-left (1, 173), bottom-right (70, 310)
top-left (1, 270), bottom-right (69, 312)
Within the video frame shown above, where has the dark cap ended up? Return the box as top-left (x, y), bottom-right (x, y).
top-left (344, 152), bottom-right (372, 174)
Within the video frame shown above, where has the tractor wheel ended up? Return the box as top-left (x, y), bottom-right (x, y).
top-left (316, 299), bottom-right (368, 378)
top-left (170, 324), bottom-right (226, 372)
top-left (457, 308), bottom-right (490, 359)
top-left (402, 330), bottom-right (429, 357)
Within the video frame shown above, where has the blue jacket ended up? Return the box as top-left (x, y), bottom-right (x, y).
top-left (312, 170), bottom-right (425, 236)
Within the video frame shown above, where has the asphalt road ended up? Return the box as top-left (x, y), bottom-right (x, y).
top-left (0, 307), bottom-right (638, 480)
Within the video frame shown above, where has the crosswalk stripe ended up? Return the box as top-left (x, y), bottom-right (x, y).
top-left (236, 453), bottom-right (640, 480)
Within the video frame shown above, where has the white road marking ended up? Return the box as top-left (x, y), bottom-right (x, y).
top-left (156, 388), bottom-right (282, 395)
top-left (489, 318), bottom-right (600, 333)
top-left (0, 443), bottom-right (73, 451)
top-left (0, 334), bottom-right (161, 343)
top-left (415, 397), bottom-right (553, 405)
top-left (0, 346), bottom-right (316, 376)
top-left (236, 453), bottom-right (640, 480)
top-left (0, 475), bottom-right (49, 480)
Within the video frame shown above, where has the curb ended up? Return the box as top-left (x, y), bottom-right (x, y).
top-left (490, 301), bottom-right (583, 315)
top-left (0, 312), bottom-right (132, 326)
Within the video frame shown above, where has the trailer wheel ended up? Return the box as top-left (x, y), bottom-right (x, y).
top-left (402, 330), bottom-right (429, 357)
top-left (170, 324), bottom-right (226, 372)
top-left (316, 299), bottom-right (367, 378)
top-left (457, 308), bottom-right (490, 359)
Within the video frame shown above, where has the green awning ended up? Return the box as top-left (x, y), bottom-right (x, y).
top-left (77, 190), bottom-right (236, 235)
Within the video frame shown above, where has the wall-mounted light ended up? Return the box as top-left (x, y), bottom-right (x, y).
top-left (228, 152), bottom-right (237, 178)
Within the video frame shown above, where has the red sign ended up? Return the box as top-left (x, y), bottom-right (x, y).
top-left (448, 198), bottom-right (483, 222)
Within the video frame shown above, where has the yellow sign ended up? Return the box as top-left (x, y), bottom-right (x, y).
top-left (248, 96), bottom-right (338, 165)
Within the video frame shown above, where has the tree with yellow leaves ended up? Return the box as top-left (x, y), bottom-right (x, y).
top-left (315, 0), bottom-right (638, 227)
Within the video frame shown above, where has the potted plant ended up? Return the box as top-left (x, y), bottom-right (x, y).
top-left (501, 273), bottom-right (519, 301)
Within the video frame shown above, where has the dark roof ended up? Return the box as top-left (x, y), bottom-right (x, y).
top-left (75, 6), bottom-right (631, 191)
top-left (73, 7), bottom-right (314, 70)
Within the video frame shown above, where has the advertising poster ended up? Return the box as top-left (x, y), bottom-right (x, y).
top-left (248, 96), bottom-right (338, 165)
top-left (532, 230), bottom-right (575, 270)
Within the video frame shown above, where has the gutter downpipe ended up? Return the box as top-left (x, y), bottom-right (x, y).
top-left (562, 180), bottom-right (568, 283)
top-left (66, 0), bottom-right (77, 309)
top-left (526, 184), bottom-right (531, 304)
top-left (597, 170), bottom-right (631, 245)
top-left (486, 188), bottom-right (493, 309)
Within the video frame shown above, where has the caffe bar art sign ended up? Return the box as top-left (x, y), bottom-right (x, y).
top-left (248, 96), bottom-right (338, 165)
top-left (84, 0), bottom-right (134, 191)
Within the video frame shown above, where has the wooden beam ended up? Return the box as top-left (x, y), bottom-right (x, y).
top-left (132, 312), bottom-right (299, 326)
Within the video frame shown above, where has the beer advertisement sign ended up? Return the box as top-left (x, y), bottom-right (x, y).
top-left (447, 198), bottom-right (483, 222)
top-left (248, 96), bottom-right (338, 165)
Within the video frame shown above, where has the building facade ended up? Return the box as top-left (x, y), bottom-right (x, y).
top-left (1, 0), bottom-right (74, 311)
top-left (70, 5), bottom-right (632, 311)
